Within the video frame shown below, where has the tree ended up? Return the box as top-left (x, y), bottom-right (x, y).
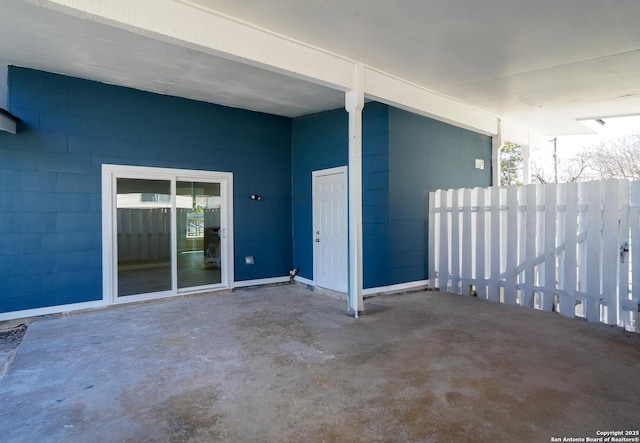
top-left (582, 132), bottom-right (640, 180)
top-left (531, 131), bottom-right (640, 184)
top-left (500, 141), bottom-right (523, 186)
top-left (531, 151), bottom-right (592, 184)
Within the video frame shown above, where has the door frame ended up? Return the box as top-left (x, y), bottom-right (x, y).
top-left (312, 166), bottom-right (348, 292)
top-left (101, 164), bottom-right (234, 305)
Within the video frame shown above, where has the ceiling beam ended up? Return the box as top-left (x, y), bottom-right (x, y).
top-left (37, 0), bottom-right (500, 135)
top-left (365, 67), bottom-right (499, 136)
top-left (37, 0), bottom-right (355, 91)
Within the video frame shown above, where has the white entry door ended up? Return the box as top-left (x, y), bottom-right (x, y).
top-left (313, 167), bottom-right (348, 293)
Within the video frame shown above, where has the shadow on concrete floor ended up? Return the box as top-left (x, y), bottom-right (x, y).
top-left (0, 285), bottom-right (638, 442)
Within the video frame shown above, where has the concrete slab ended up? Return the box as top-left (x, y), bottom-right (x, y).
top-left (0, 285), bottom-right (639, 442)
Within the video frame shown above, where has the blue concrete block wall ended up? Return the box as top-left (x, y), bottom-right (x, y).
top-left (291, 108), bottom-right (348, 281)
top-left (361, 103), bottom-right (391, 289)
top-left (388, 106), bottom-right (492, 284)
top-left (290, 102), bottom-right (391, 289)
top-left (0, 66), bottom-right (492, 314)
top-left (0, 66), bottom-right (292, 313)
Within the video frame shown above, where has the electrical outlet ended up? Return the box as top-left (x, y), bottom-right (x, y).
top-left (245, 256), bottom-right (254, 265)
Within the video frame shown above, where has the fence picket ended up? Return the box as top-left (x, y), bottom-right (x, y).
top-left (439, 190), bottom-right (450, 290)
top-left (631, 182), bottom-right (640, 303)
top-left (585, 181), bottom-right (602, 322)
top-left (428, 191), bottom-right (436, 288)
top-left (618, 180), bottom-right (630, 327)
top-left (474, 188), bottom-right (486, 298)
top-left (543, 184), bottom-right (557, 311)
top-left (489, 186), bottom-right (501, 302)
top-left (461, 188), bottom-right (473, 295)
top-left (577, 183), bottom-right (589, 315)
top-left (522, 184), bottom-right (537, 308)
top-left (561, 183), bottom-right (578, 318)
top-left (602, 180), bottom-right (620, 324)
top-left (503, 185), bottom-right (518, 305)
top-left (450, 189), bottom-right (461, 293)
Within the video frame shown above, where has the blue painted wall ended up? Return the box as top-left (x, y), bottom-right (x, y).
top-left (368, 104), bottom-right (492, 286)
top-left (0, 66), bottom-right (491, 314)
top-left (290, 102), bottom-right (491, 289)
top-left (388, 106), bottom-right (492, 284)
top-left (290, 102), bottom-right (391, 288)
top-left (362, 103), bottom-right (391, 289)
top-left (290, 108), bottom-right (348, 281)
top-left (0, 67), bottom-right (292, 313)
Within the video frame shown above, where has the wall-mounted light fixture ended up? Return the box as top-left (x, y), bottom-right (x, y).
top-left (250, 194), bottom-right (262, 201)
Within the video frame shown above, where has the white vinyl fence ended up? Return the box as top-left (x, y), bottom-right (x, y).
top-left (428, 179), bottom-right (640, 332)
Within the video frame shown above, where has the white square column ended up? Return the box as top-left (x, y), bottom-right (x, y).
top-left (345, 65), bottom-right (365, 316)
top-left (491, 120), bottom-right (503, 186)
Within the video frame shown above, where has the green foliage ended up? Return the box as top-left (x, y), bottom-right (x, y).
top-left (500, 141), bottom-right (523, 186)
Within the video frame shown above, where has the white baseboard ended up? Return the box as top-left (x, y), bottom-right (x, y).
top-left (363, 280), bottom-right (431, 297)
top-left (233, 276), bottom-right (290, 288)
top-left (0, 299), bottom-right (108, 322)
top-left (293, 275), bottom-right (314, 286)
top-left (0, 278), bottom-right (433, 321)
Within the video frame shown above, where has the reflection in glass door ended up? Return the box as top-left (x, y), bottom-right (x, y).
top-left (176, 181), bottom-right (222, 288)
top-left (117, 178), bottom-right (172, 296)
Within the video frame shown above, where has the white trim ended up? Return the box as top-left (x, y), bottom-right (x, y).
top-left (362, 280), bottom-right (431, 297)
top-left (111, 290), bottom-right (177, 305)
top-left (102, 164), bottom-right (233, 181)
top-left (101, 164), bottom-right (234, 306)
top-left (294, 275), bottom-right (314, 287)
top-left (492, 120), bottom-right (502, 186)
top-left (0, 300), bottom-right (107, 322)
top-left (101, 167), bottom-right (114, 306)
top-left (233, 276), bottom-right (289, 288)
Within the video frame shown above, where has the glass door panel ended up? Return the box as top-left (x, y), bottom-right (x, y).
top-left (176, 181), bottom-right (222, 289)
top-left (117, 178), bottom-right (172, 296)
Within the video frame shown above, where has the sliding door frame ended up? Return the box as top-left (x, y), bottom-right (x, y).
top-left (102, 164), bottom-right (234, 305)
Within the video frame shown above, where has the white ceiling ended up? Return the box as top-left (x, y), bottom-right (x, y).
top-left (2, 0), bottom-right (640, 136)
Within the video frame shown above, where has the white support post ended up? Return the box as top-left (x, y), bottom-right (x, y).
top-left (521, 143), bottom-right (531, 185)
top-left (345, 64), bottom-right (365, 316)
top-left (491, 120), bottom-right (502, 186)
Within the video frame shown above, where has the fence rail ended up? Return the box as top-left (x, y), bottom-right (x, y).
top-left (428, 179), bottom-right (640, 332)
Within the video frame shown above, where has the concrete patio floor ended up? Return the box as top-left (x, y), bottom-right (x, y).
top-left (0, 285), bottom-right (639, 442)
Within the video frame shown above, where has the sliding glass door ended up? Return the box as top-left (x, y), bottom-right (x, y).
top-left (103, 165), bottom-right (233, 303)
top-left (176, 181), bottom-right (222, 289)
